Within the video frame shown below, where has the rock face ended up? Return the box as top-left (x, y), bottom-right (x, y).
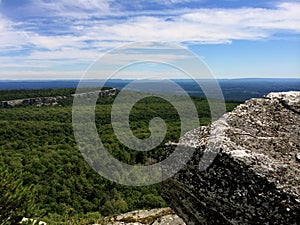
top-left (162, 91), bottom-right (300, 225)
top-left (71, 88), bottom-right (117, 98)
top-left (1, 96), bottom-right (65, 107)
top-left (102, 207), bottom-right (185, 225)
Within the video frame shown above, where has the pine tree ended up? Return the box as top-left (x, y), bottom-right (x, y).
top-left (0, 164), bottom-right (41, 225)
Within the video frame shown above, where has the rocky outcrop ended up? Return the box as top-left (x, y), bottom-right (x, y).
top-left (1, 96), bottom-right (65, 107)
top-left (162, 91), bottom-right (300, 225)
top-left (1, 88), bottom-right (117, 108)
top-left (71, 88), bottom-right (117, 98)
top-left (101, 207), bottom-right (185, 225)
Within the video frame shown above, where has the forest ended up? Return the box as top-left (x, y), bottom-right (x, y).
top-left (0, 88), bottom-right (241, 224)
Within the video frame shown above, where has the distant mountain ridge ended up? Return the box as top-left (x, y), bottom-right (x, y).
top-left (0, 79), bottom-right (299, 101)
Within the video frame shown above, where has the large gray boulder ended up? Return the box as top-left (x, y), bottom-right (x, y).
top-left (162, 91), bottom-right (300, 225)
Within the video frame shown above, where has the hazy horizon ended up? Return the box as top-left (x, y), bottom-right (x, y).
top-left (1, 77), bottom-right (300, 81)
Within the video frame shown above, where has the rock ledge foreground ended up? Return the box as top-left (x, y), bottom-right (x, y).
top-left (162, 91), bottom-right (300, 225)
top-left (100, 207), bottom-right (185, 225)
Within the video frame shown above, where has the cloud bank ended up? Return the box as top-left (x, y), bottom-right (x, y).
top-left (0, 0), bottom-right (299, 79)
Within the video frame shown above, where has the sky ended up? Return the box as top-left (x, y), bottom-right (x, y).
top-left (0, 0), bottom-right (299, 80)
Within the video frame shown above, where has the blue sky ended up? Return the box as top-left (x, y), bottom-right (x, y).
top-left (0, 0), bottom-right (299, 80)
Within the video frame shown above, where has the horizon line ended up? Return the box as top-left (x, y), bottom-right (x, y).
top-left (0, 77), bottom-right (300, 82)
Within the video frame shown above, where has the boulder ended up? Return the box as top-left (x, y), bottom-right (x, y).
top-left (162, 91), bottom-right (300, 225)
top-left (103, 207), bottom-right (185, 225)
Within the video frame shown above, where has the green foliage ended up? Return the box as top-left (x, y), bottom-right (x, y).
top-left (0, 164), bottom-right (41, 225)
top-left (139, 194), bottom-right (166, 209)
top-left (0, 88), bottom-right (76, 102)
top-left (43, 211), bottom-right (103, 225)
top-left (0, 88), bottom-right (241, 222)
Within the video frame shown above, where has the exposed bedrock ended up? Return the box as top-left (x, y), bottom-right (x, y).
top-left (162, 91), bottom-right (300, 225)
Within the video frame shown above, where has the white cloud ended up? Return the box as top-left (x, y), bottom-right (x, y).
top-left (152, 0), bottom-right (203, 5)
top-left (2, 2), bottom-right (300, 50)
top-left (0, 1), bottom-right (300, 79)
top-left (40, 2), bottom-right (300, 46)
top-left (0, 16), bottom-right (28, 49)
top-left (0, 70), bottom-right (85, 80)
top-left (94, 2), bottom-right (300, 43)
top-left (33, 0), bottom-right (113, 18)
top-left (182, 2), bottom-right (300, 32)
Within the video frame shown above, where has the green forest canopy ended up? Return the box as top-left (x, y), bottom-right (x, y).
top-left (0, 88), bottom-right (241, 223)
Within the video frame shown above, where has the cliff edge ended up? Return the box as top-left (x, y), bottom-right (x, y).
top-left (162, 91), bottom-right (300, 225)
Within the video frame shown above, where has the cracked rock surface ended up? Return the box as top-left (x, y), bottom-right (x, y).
top-left (162, 91), bottom-right (300, 225)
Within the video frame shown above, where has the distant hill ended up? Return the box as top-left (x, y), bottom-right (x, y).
top-left (0, 78), bottom-right (299, 101)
